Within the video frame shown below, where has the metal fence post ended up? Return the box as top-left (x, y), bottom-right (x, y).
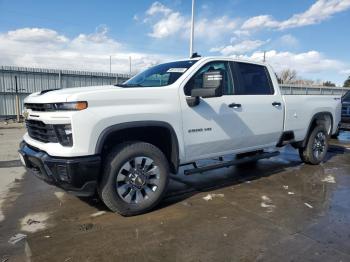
top-left (58, 70), bottom-right (62, 89)
top-left (14, 76), bottom-right (20, 122)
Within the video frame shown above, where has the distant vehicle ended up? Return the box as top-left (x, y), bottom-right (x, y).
top-left (340, 90), bottom-right (350, 131)
top-left (19, 57), bottom-right (341, 216)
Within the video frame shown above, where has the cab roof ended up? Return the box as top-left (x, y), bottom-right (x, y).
top-left (175, 56), bottom-right (268, 67)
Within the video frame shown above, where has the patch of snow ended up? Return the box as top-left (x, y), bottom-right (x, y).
top-left (261, 195), bottom-right (272, 202)
top-left (260, 195), bottom-right (275, 213)
top-left (54, 191), bottom-right (65, 201)
top-left (203, 193), bottom-right (224, 201)
top-left (288, 192), bottom-right (295, 195)
top-left (90, 211), bottom-right (106, 217)
top-left (282, 185), bottom-right (289, 190)
top-left (321, 175), bottom-right (336, 184)
top-left (304, 203), bottom-right (313, 209)
top-left (8, 233), bottom-right (27, 245)
top-left (20, 212), bottom-right (50, 233)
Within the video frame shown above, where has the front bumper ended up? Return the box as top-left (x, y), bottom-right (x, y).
top-left (19, 141), bottom-right (101, 196)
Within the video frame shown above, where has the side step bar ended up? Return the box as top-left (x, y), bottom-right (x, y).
top-left (184, 151), bottom-right (280, 175)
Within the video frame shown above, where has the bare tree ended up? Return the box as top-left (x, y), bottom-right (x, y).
top-left (278, 69), bottom-right (297, 84)
top-left (323, 81), bottom-right (336, 87)
top-left (344, 76), bottom-right (350, 87)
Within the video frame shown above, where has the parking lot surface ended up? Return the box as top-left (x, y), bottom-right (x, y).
top-left (1, 125), bottom-right (350, 261)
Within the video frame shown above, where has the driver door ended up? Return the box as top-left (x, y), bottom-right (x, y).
top-left (180, 61), bottom-right (247, 161)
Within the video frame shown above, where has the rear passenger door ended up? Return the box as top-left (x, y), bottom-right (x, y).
top-left (228, 62), bottom-right (284, 148)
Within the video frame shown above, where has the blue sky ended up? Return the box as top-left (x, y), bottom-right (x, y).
top-left (0, 0), bottom-right (349, 85)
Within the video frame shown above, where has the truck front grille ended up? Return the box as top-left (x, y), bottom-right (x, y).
top-left (24, 103), bottom-right (55, 112)
top-left (26, 120), bottom-right (58, 143)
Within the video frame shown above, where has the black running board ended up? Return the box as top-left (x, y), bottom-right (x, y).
top-left (184, 151), bottom-right (280, 175)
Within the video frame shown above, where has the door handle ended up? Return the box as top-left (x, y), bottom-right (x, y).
top-left (272, 102), bottom-right (282, 107)
top-left (228, 103), bottom-right (241, 108)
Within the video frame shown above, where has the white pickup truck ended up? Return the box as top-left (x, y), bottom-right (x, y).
top-left (19, 57), bottom-right (341, 216)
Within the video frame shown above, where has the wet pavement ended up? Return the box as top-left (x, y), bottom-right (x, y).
top-left (1, 127), bottom-right (350, 261)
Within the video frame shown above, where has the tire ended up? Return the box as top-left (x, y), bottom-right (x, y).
top-left (99, 142), bottom-right (169, 216)
top-left (299, 125), bottom-right (329, 165)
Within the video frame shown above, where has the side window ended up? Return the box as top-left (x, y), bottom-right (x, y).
top-left (184, 61), bottom-right (233, 96)
top-left (234, 62), bottom-right (273, 95)
top-left (142, 73), bottom-right (170, 86)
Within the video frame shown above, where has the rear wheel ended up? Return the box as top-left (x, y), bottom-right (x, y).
top-left (99, 142), bottom-right (169, 216)
top-left (299, 125), bottom-right (329, 165)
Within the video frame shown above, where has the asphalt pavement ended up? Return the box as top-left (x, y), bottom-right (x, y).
top-left (1, 124), bottom-right (350, 262)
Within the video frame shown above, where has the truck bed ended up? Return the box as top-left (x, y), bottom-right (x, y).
top-left (282, 94), bottom-right (341, 141)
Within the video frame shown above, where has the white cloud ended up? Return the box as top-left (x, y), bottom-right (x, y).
top-left (148, 12), bottom-right (187, 38)
top-left (6, 28), bottom-right (68, 43)
top-left (210, 39), bottom-right (268, 56)
top-left (145, 2), bottom-right (237, 41)
top-left (242, 0), bottom-right (350, 31)
top-left (279, 34), bottom-right (299, 47)
top-left (146, 1), bottom-right (172, 16)
top-left (195, 16), bottom-right (237, 39)
top-left (242, 15), bottom-right (279, 30)
top-left (0, 27), bottom-right (169, 74)
top-left (233, 30), bottom-right (250, 38)
top-left (340, 69), bottom-right (350, 75)
top-left (239, 50), bottom-right (345, 75)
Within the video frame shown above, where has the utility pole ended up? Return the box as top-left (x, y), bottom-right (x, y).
top-left (263, 51), bottom-right (266, 62)
top-left (189, 0), bottom-right (195, 57)
top-left (109, 56), bottom-right (112, 73)
top-left (129, 56), bottom-right (132, 75)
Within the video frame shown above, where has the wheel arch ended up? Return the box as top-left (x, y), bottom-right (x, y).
top-left (95, 121), bottom-right (180, 174)
top-left (302, 111), bottom-right (334, 148)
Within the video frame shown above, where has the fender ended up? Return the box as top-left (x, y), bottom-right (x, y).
top-left (95, 121), bottom-right (180, 173)
top-left (302, 111), bottom-right (334, 148)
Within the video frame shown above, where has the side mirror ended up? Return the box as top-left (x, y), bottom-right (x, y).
top-left (191, 71), bottom-right (224, 98)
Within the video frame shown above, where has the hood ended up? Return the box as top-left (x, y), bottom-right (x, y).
top-left (25, 85), bottom-right (119, 103)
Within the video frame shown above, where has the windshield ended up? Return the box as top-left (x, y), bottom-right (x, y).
top-left (118, 60), bottom-right (198, 87)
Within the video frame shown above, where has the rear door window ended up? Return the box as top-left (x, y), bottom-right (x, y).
top-left (233, 62), bottom-right (274, 95)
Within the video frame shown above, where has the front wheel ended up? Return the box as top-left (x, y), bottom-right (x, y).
top-left (99, 142), bottom-right (169, 216)
top-left (299, 125), bottom-right (329, 165)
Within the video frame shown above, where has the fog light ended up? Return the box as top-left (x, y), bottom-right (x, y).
top-left (54, 124), bottom-right (73, 146)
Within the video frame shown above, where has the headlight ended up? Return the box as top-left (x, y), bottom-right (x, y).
top-left (54, 124), bottom-right (73, 146)
top-left (54, 101), bottom-right (88, 111)
top-left (24, 101), bottom-right (88, 111)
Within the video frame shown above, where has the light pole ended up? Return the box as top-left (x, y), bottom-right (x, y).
top-left (189, 0), bottom-right (195, 57)
top-left (109, 55), bottom-right (112, 73)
